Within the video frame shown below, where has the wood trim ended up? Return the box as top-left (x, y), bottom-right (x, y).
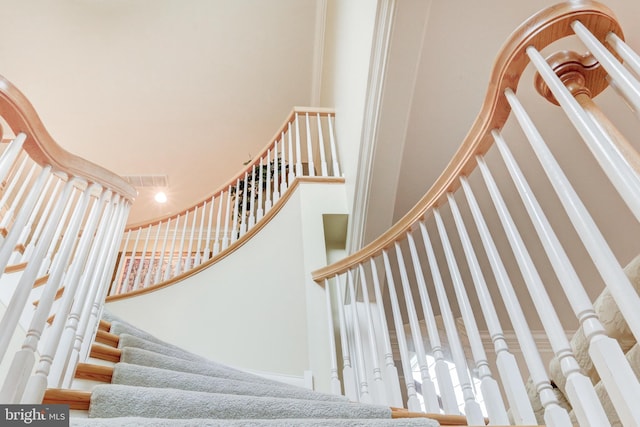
top-left (95, 330), bottom-right (120, 347)
top-left (99, 319), bottom-right (112, 332)
top-left (14, 243), bottom-right (25, 254)
top-left (33, 275), bottom-right (49, 288)
top-left (74, 363), bottom-right (113, 383)
top-left (42, 389), bottom-right (91, 410)
top-left (32, 286), bottom-right (64, 307)
top-left (90, 344), bottom-right (121, 363)
top-left (0, 227), bottom-right (6, 238)
top-left (4, 262), bottom-right (27, 273)
top-left (312, 0), bottom-right (622, 283)
top-left (390, 411), bottom-right (469, 425)
top-left (107, 177), bottom-right (345, 302)
top-left (0, 76), bottom-right (136, 202)
top-left (125, 107), bottom-right (336, 229)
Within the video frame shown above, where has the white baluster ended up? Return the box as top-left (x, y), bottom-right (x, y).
top-left (132, 225), bottom-right (152, 290)
top-left (0, 182), bottom-right (94, 403)
top-left (22, 189), bottom-right (110, 403)
top-left (280, 133), bottom-right (287, 194)
top-left (154, 219), bottom-right (171, 284)
top-left (195, 202), bottom-right (206, 266)
top-left (505, 89), bottom-right (640, 425)
top-left (184, 206), bottom-right (197, 270)
top-left (0, 177), bottom-right (74, 365)
top-left (175, 210), bottom-right (189, 274)
top-left (0, 133), bottom-right (26, 184)
top-left (214, 193), bottom-right (224, 255)
top-left (164, 215), bottom-right (180, 280)
top-left (448, 193), bottom-right (536, 424)
top-left (272, 146), bottom-right (280, 203)
top-left (460, 176), bottom-right (571, 427)
top-left (204, 196), bottom-right (215, 261)
top-left (121, 227), bottom-right (141, 292)
top-left (316, 114), bottom-right (328, 176)
top-left (433, 208), bottom-right (509, 425)
top-left (528, 46), bottom-right (640, 221)
top-left (265, 152), bottom-right (273, 211)
top-left (15, 175), bottom-right (54, 264)
top-left (327, 114), bottom-right (340, 177)
top-left (240, 173), bottom-right (249, 236)
top-left (248, 166), bottom-right (257, 229)
top-left (51, 196), bottom-right (117, 386)
top-left (333, 274), bottom-right (357, 401)
top-left (294, 113), bottom-right (303, 177)
top-left (571, 21), bottom-right (640, 112)
top-left (256, 158), bottom-right (265, 221)
top-left (230, 180), bottom-right (240, 243)
top-left (145, 222), bottom-right (163, 287)
top-left (607, 32), bottom-right (640, 79)
top-left (404, 234), bottom-right (457, 414)
top-left (356, 263), bottom-right (386, 403)
top-left (221, 187), bottom-right (232, 250)
top-left (305, 113), bottom-right (315, 177)
top-left (38, 188), bottom-right (77, 277)
top-left (323, 278), bottom-right (342, 395)
top-left (0, 159), bottom-right (35, 230)
top-left (381, 250), bottom-right (421, 411)
top-left (287, 123), bottom-right (295, 183)
top-left (0, 166), bottom-right (51, 281)
top-left (369, 259), bottom-right (403, 407)
top-left (345, 269), bottom-right (372, 403)
top-left (110, 228), bottom-right (131, 295)
top-left (22, 178), bottom-right (60, 262)
top-left (420, 218), bottom-right (493, 425)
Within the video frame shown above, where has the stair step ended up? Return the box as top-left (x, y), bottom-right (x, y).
top-left (90, 344), bottom-right (121, 363)
top-left (98, 319), bottom-right (111, 332)
top-left (4, 261), bottom-right (27, 273)
top-left (94, 330), bottom-right (119, 347)
top-left (74, 363), bottom-right (113, 383)
top-left (42, 388), bottom-right (91, 410)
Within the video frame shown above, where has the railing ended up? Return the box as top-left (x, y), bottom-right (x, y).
top-left (107, 107), bottom-right (340, 299)
top-left (313, 1), bottom-right (640, 426)
top-left (0, 75), bottom-right (136, 403)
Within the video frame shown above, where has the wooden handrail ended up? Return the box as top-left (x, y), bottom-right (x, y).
top-left (0, 75), bottom-right (137, 202)
top-left (125, 106), bottom-right (336, 230)
top-left (312, 0), bottom-right (622, 283)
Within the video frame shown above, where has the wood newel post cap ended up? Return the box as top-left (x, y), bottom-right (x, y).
top-left (534, 50), bottom-right (608, 105)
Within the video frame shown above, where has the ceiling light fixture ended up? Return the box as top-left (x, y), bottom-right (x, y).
top-left (155, 191), bottom-right (168, 203)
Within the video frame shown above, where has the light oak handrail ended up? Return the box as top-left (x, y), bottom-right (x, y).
top-left (0, 75), bottom-right (137, 202)
top-left (312, 0), bottom-right (622, 283)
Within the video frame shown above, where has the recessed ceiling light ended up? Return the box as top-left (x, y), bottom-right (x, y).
top-left (155, 191), bottom-right (167, 203)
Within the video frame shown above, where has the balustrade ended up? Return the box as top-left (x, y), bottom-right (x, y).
top-left (313, 2), bottom-right (640, 426)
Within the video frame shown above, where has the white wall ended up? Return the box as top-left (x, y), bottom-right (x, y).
top-left (106, 182), bottom-right (348, 393)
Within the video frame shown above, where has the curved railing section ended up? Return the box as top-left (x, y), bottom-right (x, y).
top-left (313, 2), bottom-right (640, 426)
top-left (0, 76), bottom-right (136, 403)
top-left (107, 107), bottom-right (342, 300)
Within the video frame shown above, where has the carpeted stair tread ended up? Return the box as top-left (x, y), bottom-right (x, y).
top-left (112, 362), bottom-right (348, 402)
top-left (72, 417), bottom-right (439, 426)
top-left (89, 384), bottom-right (392, 420)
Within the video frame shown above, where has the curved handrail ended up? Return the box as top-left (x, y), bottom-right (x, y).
top-left (0, 75), bottom-right (137, 201)
top-left (311, 0), bottom-right (622, 283)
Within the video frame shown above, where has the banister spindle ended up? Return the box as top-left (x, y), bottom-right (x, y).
top-left (316, 114), bottom-right (328, 176)
top-left (280, 132), bottom-right (287, 193)
top-left (265, 152), bottom-right (273, 211)
top-left (165, 215), bottom-right (180, 280)
top-left (571, 21), bottom-right (640, 113)
top-left (0, 159), bottom-right (34, 230)
top-left (248, 166), bottom-right (257, 229)
top-left (175, 210), bottom-right (190, 274)
top-left (154, 219), bottom-right (171, 284)
top-left (287, 123), bottom-right (295, 183)
top-left (381, 250), bottom-right (421, 412)
top-left (214, 193), bottom-right (224, 255)
top-left (132, 224), bottom-right (152, 290)
top-left (0, 181), bottom-right (94, 403)
top-left (110, 228), bottom-right (131, 295)
top-left (432, 209), bottom-right (508, 425)
top-left (294, 113), bottom-right (303, 177)
top-left (21, 178), bottom-right (60, 262)
top-left (221, 187), bottom-right (232, 251)
top-left (345, 269), bottom-right (372, 403)
top-left (606, 32), bottom-right (640, 79)
top-left (272, 146), bottom-right (280, 204)
top-left (418, 221), bottom-right (484, 425)
top-left (333, 274), bottom-right (357, 401)
top-left (505, 89), bottom-right (640, 425)
top-left (121, 227), bottom-right (141, 292)
top-left (16, 175), bottom-right (54, 264)
top-left (0, 166), bottom-right (51, 282)
top-left (145, 222), bottom-right (163, 287)
top-left (37, 188), bottom-right (77, 276)
top-left (0, 177), bottom-right (74, 365)
top-left (256, 158), bottom-right (265, 221)
top-left (204, 196), bottom-right (215, 261)
top-left (23, 189), bottom-right (110, 403)
top-left (405, 232), bottom-right (457, 414)
top-left (184, 206), bottom-right (198, 269)
top-left (476, 156), bottom-right (609, 426)
top-left (328, 114), bottom-right (340, 177)
top-left (323, 278), bottom-right (342, 395)
top-left (356, 263), bottom-right (386, 403)
top-left (230, 180), bottom-right (240, 243)
top-left (368, 258), bottom-right (403, 408)
top-left (305, 113), bottom-right (315, 177)
top-left (194, 202), bottom-right (206, 266)
top-left (460, 176), bottom-right (572, 426)
top-left (240, 173), bottom-right (249, 236)
top-left (528, 46), bottom-right (640, 222)
top-left (0, 133), bottom-right (26, 184)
